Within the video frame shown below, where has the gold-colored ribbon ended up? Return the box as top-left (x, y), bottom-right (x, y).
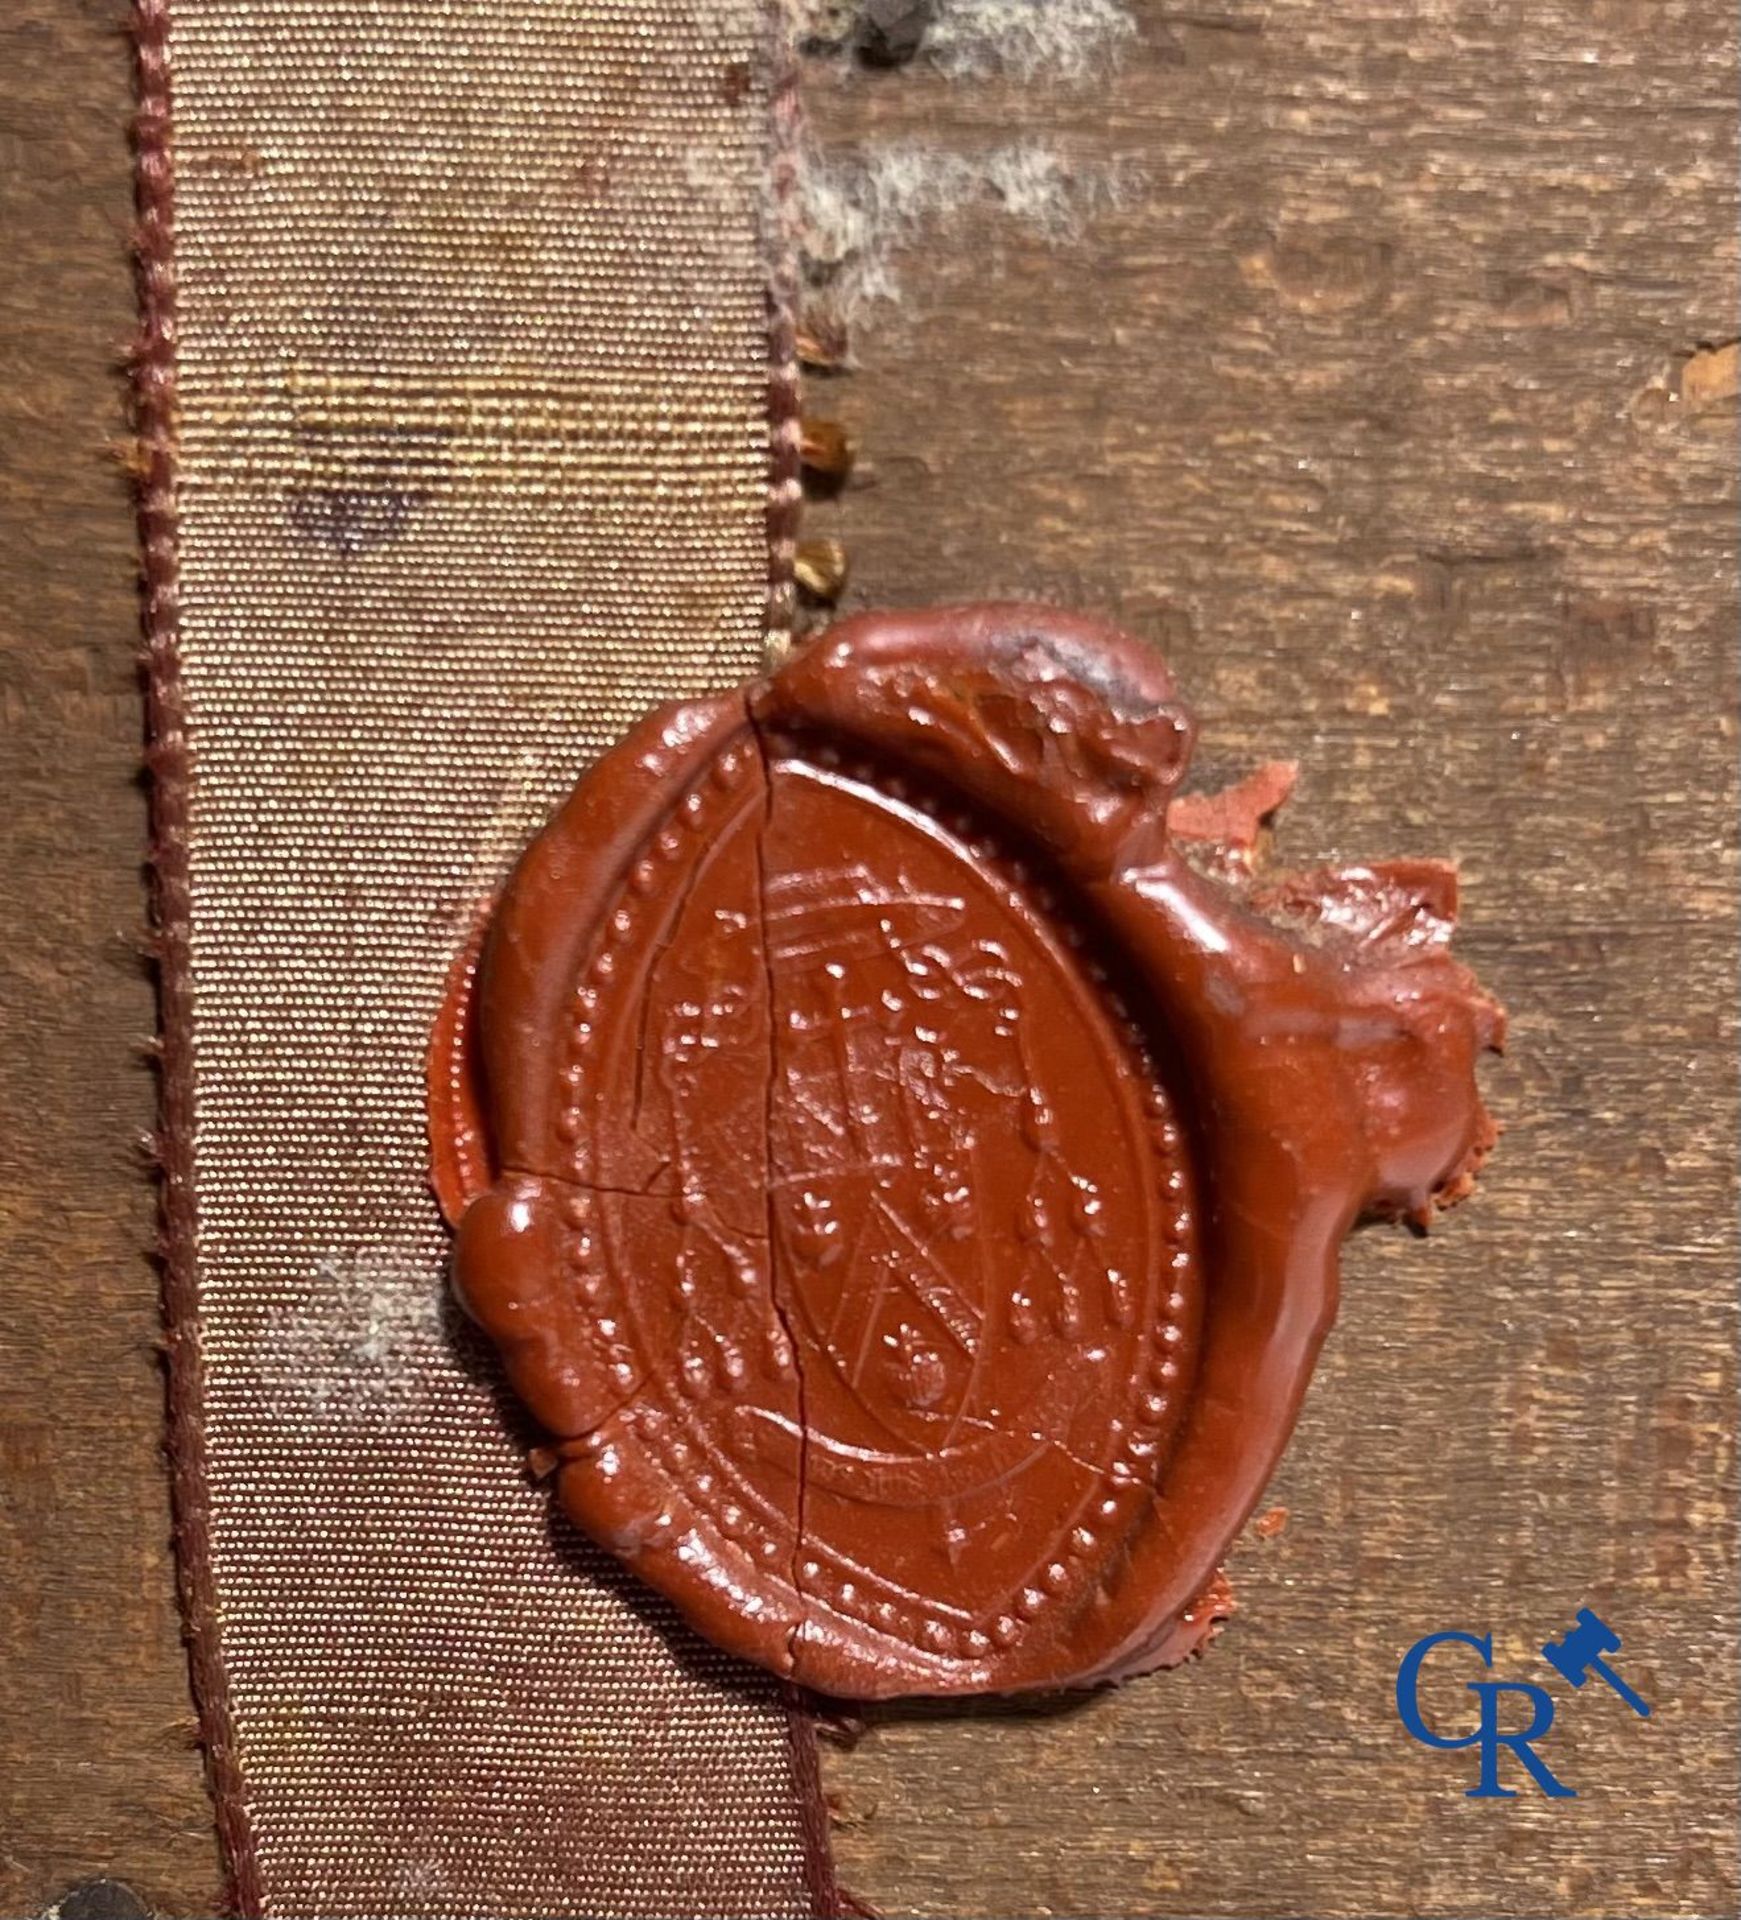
top-left (136, 0), bottom-right (835, 1910)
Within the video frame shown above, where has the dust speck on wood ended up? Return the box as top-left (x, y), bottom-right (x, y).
top-left (796, 140), bottom-right (1138, 323)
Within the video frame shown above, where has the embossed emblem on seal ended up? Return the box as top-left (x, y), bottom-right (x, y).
top-left (429, 604), bottom-right (1502, 1697)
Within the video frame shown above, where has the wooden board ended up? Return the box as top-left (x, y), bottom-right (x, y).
top-left (0, 2), bottom-right (221, 1912)
top-left (801, 9), bottom-right (1740, 1914)
top-left (0, 3), bottom-right (1734, 1915)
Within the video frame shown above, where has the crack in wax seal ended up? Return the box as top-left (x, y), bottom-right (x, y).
top-left (428, 605), bottom-right (1503, 1698)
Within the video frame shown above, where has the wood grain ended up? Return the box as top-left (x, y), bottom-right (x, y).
top-left (801, 6), bottom-right (1739, 1916)
top-left (0, 2), bottom-right (221, 1913)
top-left (0, 2), bottom-right (1733, 1915)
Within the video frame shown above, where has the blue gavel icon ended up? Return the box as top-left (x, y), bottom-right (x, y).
top-left (1540, 1608), bottom-right (1651, 1717)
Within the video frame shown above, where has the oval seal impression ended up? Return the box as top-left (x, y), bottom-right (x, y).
top-left (430, 604), bottom-right (1501, 1697)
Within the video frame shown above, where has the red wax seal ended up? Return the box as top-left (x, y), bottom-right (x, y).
top-left (430, 605), bottom-right (1501, 1697)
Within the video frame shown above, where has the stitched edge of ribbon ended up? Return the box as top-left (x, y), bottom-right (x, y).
top-left (763, 1), bottom-right (805, 660)
top-left (132, 3), bottom-right (262, 1911)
